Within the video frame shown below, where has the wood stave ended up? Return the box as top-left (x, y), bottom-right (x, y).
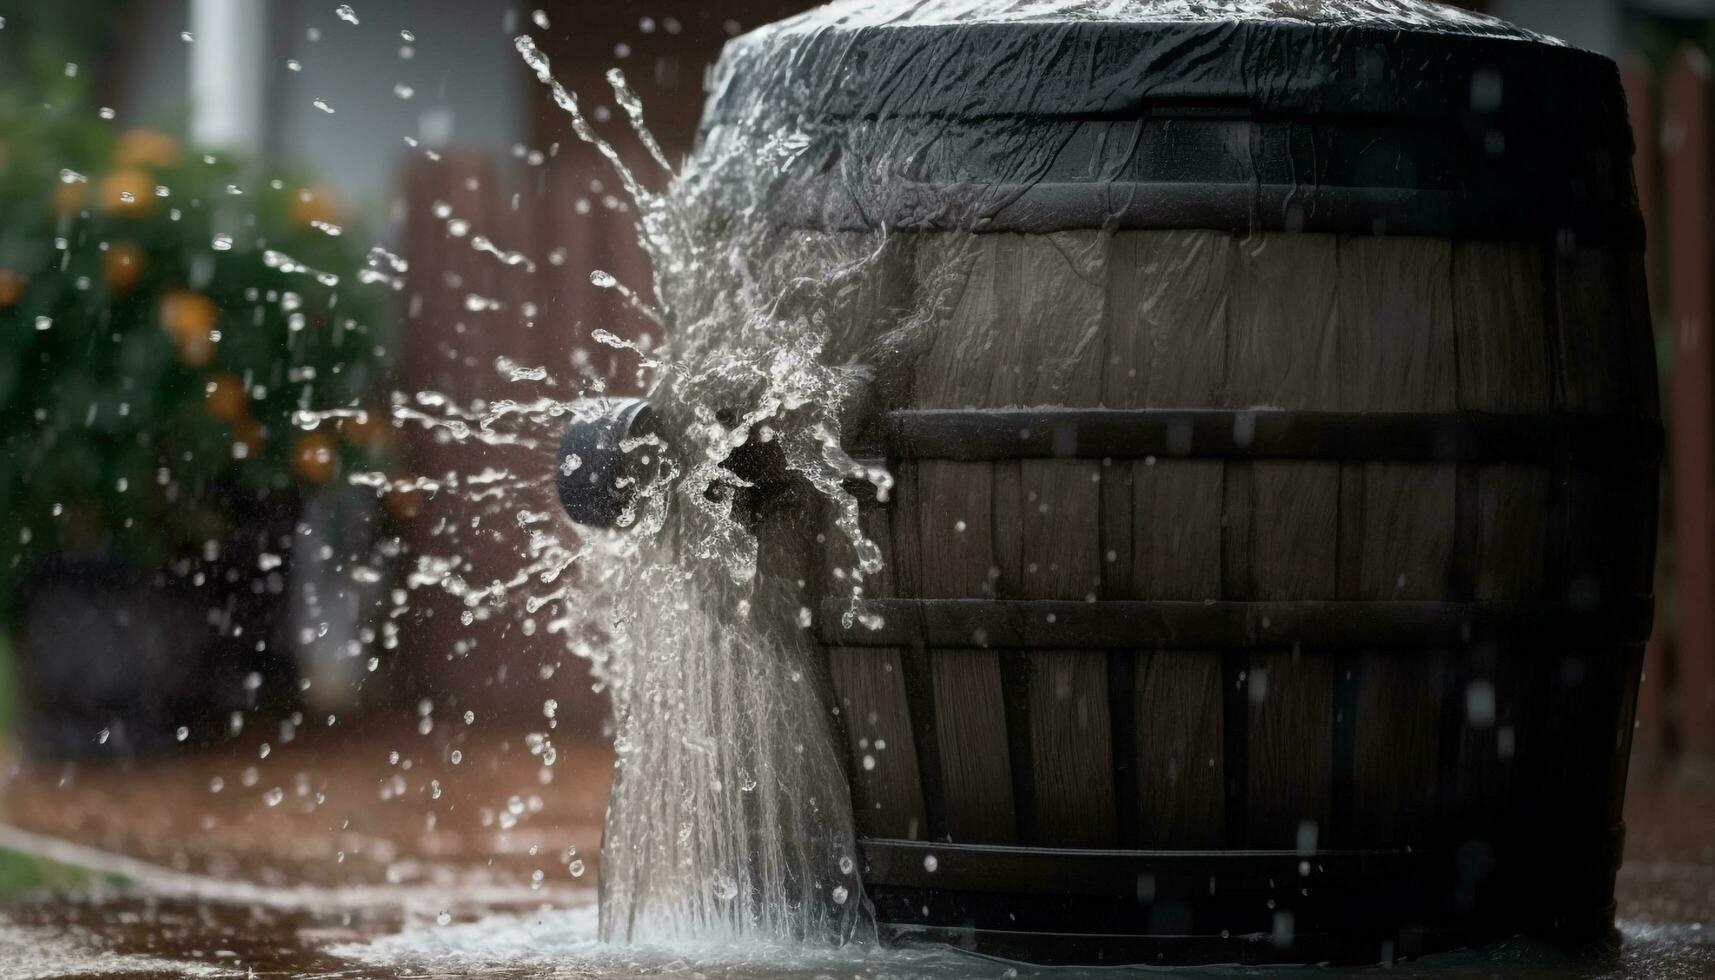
top-left (816, 229), bottom-right (1655, 956)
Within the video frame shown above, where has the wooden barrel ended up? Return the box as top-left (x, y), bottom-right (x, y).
top-left (698, 3), bottom-right (1660, 965)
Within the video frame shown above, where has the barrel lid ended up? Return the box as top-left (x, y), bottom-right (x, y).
top-left (694, 0), bottom-right (1640, 243)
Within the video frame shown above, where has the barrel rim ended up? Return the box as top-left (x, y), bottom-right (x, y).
top-left (708, 18), bottom-right (1624, 130)
top-left (700, 17), bottom-right (1636, 239)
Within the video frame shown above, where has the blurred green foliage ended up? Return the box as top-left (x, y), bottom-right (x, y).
top-left (0, 632), bottom-right (12, 738)
top-left (0, 32), bottom-right (396, 624)
top-left (0, 3), bottom-right (126, 97)
top-left (0, 845), bottom-right (127, 899)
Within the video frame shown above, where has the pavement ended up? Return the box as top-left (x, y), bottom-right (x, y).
top-left (0, 721), bottom-right (1709, 978)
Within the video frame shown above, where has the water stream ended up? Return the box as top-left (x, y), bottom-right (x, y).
top-left (438, 31), bottom-right (898, 950)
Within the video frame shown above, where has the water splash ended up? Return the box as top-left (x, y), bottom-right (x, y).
top-left (505, 33), bottom-right (902, 948)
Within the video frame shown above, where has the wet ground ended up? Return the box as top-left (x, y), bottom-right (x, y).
top-left (1, 723), bottom-right (1711, 979)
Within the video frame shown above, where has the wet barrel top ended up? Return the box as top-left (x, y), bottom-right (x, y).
top-left (696, 0), bottom-right (1638, 243)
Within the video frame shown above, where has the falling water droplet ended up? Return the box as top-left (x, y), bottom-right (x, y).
top-left (335, 4), bottom-right (359, 25)
top-left (312, 98), bottom-right (335, 114)
top-left (211, 233), bottom-right (233, 251)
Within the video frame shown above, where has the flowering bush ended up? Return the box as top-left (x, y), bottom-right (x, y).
top-left (0, 87), bottom-right (396, 618)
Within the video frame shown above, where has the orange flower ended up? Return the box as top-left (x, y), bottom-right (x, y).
top-left (160, 290), bottom-right (217, 340)
top-left (98, 169), bottom-right (156, 216)
top-left (115, 129), bottom-right (181, 170)
top-left (289, 185), bottom-right (341, 228)
top-left (0, 269), bottom-right (24, 307)
top-left (175, 330), bottom-right (214, 367)
top-left (103, 241), bottom-right (145, 293)
top-left (231, 418), bottom-right (267, 459)
top-left (160, 291), bottom-right (218, 366)
top-left (385, 480), bottom-right (423, 521)
top-left (338, 408), bottom-right (387, 449)
top-left (204, 373), bottom-right (247, 422)
top-left (290, 432), bottom-right (338, 484)
top-left (54, 180), bottom-right (87, 216)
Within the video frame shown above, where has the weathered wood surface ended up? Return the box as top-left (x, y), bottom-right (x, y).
top-left (1336, 237), bottom-right (1455, 849)
top-left (1103, 231), bottom-right (1228, 848)
top-left (1664, 47), bottom-right (1715, 774)
top-left (397, 156), bottom-right (642, 730)
top-left (842, 226), bottom-right (1654, 870)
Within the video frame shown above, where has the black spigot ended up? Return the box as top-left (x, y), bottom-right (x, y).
top-left (554, 399), bottom-right (809, 528)
top-left (555, 398), bottom-right (657, 528)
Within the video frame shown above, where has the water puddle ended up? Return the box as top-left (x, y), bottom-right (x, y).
top-left (0, 922), bottom-right (242, 980)
top-left (253, 902), bottom-right (1715, 980)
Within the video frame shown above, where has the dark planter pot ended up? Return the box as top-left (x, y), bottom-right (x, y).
top-left (12, 518), bottom-right (302, 761)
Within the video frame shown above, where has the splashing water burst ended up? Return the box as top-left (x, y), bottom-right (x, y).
top-left (497, 33), bottom-right (912, 948)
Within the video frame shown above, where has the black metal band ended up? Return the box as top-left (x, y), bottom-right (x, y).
top-left (874, 913), bottom-right (1618, 967)
top-left (767, 177), bottom-right (1646, 248)
top-left (818, 597), bottom-right (1655, 650)
top-left (851, 410), bottom-right (1663, 468)
top-left (859, 827), bottom-right (1626, 899)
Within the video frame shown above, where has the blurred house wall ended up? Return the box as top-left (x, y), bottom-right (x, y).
top-left (116, 0), bottom-right (527, 218)
top-left (386, 2), bottom-right (819, 735)
top-left (1493, 0), bottom-right (1623, 53)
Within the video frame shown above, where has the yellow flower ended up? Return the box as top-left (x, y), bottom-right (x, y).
top-left (0, 269), bottom-right (24, 308)
top-left (115, 129), bottom-right (181, 170)
top-left (103, 241), bottom-right (145, 294)
top-left (98, 169), bottom-right (156, 216)
top-left (290, 432), bottom-right (338, 484)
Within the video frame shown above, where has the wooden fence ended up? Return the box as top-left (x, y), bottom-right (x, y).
top-left (1631, 45), bottom-right (1715, 782)
top-left (389, 150), bottom-right (656, 734)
